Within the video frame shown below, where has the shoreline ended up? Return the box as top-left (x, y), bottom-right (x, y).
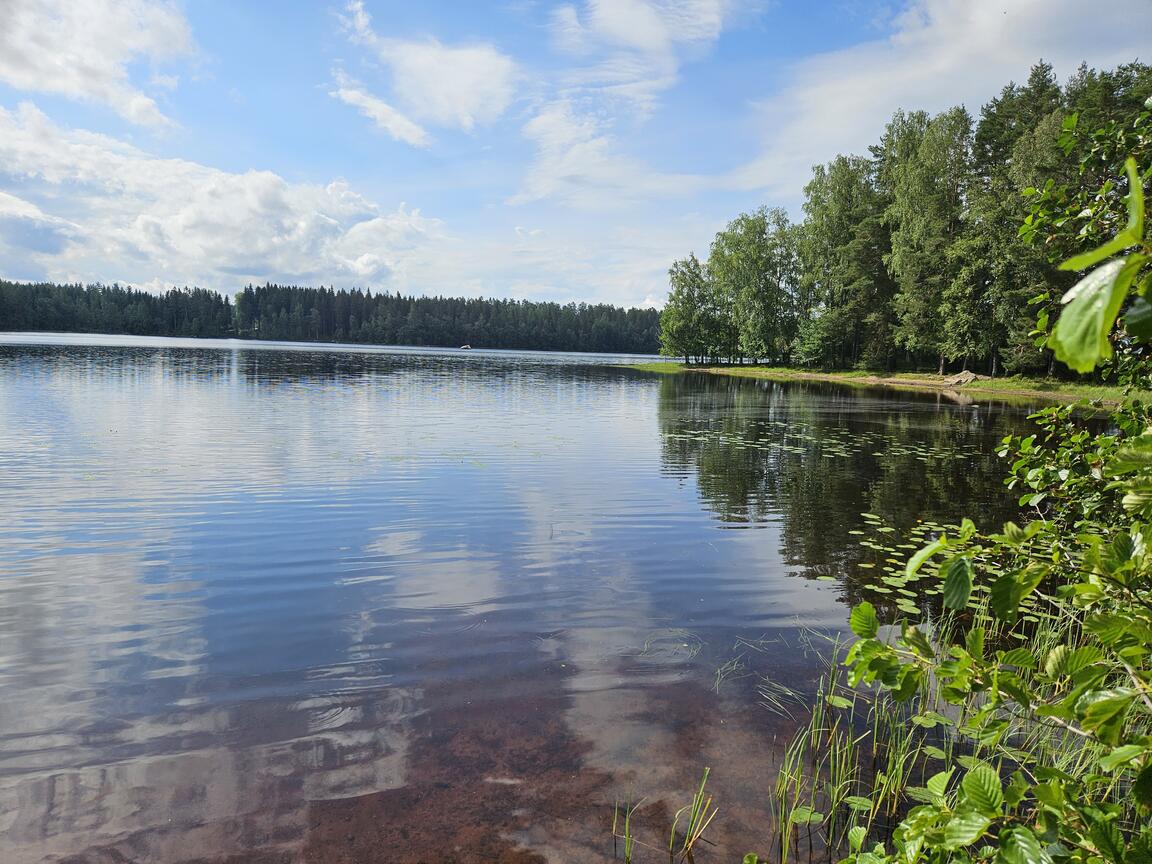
top-left (627, 362), bottom-right (1140, 404)
top-left (0, 331), bottom-right (662, 359)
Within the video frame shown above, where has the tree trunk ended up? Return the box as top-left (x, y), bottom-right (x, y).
top-left (938, 353), bottom-right (946, 376)
top-left (991, 352), bottom-right (999, 378)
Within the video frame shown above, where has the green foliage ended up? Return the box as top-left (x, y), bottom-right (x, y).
top-left (660, 90), bottom-right (1152, 864)
top-left (837, 148), bottom-right (1152, 864)
top-left (0, 281), bottom-right (235, 338)
top-left (710, 206), bottom-right (802, 364)
top-left (1043, 153), bottom-right (1148, 369)
top-left (0, 280), bottom-right (662, 354)
top-left (798, 155), bottom-right (896, 369)
top-left (887, 106), bottom-right (972, 371)
top-left (939, 555), bottom-right (973, 610)
top-left (661, 253), bottom-right (715, 362)
top-left (850, 602), bottom-right (880, 639)
top-left (660, 60), bottom-right (1151, 379)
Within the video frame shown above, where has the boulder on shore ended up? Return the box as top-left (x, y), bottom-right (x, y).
top-left (943, 370), bottom-right (986, 387)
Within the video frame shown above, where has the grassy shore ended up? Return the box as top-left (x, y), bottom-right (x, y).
top-left (626, 361), bottom-right (1141, 403)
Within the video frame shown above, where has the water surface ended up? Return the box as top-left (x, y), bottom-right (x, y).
top-left (0, 334), bottom-right (1035, 863)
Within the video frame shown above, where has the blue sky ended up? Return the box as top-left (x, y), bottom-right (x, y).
top-left (0, 0), bottom-right (1149, 308)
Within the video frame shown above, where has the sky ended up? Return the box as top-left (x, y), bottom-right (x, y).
top-left (0, 0), bottom-right (1149, 309)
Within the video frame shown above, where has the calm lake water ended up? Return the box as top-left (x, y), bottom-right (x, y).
top-left (0, 334), bottom-right (1037, 864)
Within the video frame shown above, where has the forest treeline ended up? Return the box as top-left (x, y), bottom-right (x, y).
top-left (0, 280), bottom-right (661, 354)
top-left (660, 60), bottom-right (1152, 376)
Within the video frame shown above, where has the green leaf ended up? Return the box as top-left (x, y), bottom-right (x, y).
top-left (1032, 782), bottom-right (1064, 809)
top-left (1001, 647), bottom-right (1036, 668)
top-left (1004, 771), bottom-right (1030, 808)
top-left (1059, 158), bottom-right (1144, 271)
top-left (1123, 480), bottom-right (1152, 514)
top-left (893, 668), bottom-right (921, 700)
top-left (997, 673), bottom-right (1033, 707)
top-left (1109, 434), bottom-right (1152, 474)
top-left (905, 785), bottom-right (937, 804)
top-left (1077, 688), bottom-right (1136, 745)
top-left (743, 855), bottom-right (760, 864)
top-left (848, 826), bottom-right (867, 853)
top-left (1000, 827), bottom-right (1050, 864)
top-left (1126, 156), bottom-right (1146, 240)
top-left (850, 602), bottom-right (879, 639)
top-left (1001, 522), bottom-right (1026, 544)
top-left (990, 566), bottom-right (1045, 623)
top-left (1060, 234), bottom-right (1140, 272)
top-left (962, 764), bottom-right (1004, 815)
top-left (1090, 819), bottom-right (1126, 864)
top-left (1099, 743), bottom-right (1147, 770)
top-left (1044, 645), bottom-right (1102, 677)
top-left (825, 694), bottom-right (853, 709)
top-left (1042, 645), bottom-right (1068, 678)
top-left (844, 795), bottom-right (872, 811)
top-left (944, 810), bottom-right (991, 849)
top-left (1135, 764), bottom-right (1152, 806)
top-left (926, 768), bottom-right (954, 799)
top-left (1101, 533), bottom-right (1139, 577)
top-left (966, 625), bottom-right (985, 660)
top-left (1050, 254), bottom-right (1146, 373)
top-left (788, 806), bottom-right (823, 825)
top-left (1126, 295), bottom-right (1152, 341)
top-left (1086, 612), bottom-right (1143, 642)
top-left (941, 556), bottom-right (973, 610)
top-left (902, 624), bottom-right (935, 658)
top-left (1128, 832), bottom-right (1152, 864)
top-left (911, 711), bottom-right (950, 728)
top-left (906, 537), bottom-right (946, 578)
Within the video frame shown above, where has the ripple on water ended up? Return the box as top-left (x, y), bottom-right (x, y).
top-left (0, 336), bottom-right (1032, 863)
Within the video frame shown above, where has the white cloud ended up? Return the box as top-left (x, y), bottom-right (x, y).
top-left (0, 0), bottom-right (194, 127)
top-left (551, 5), bottom-right (588, 55)
top-left (329, 71), bottom-right (430, 148)
top-left (510, 100), bottom-right (702, 207)
top-left (562, 0), bottom-right (732, 55)
top-left (508, 0), bottom-right (747, 209)
top-left (0, 102), bottom-right (442, 290)
top-left (384, 40), bottom-right (517, 131)
top-left (338, 1), bottom-right (517, 135)
top-left (549, 0), bottom-right (742, 113)
top-left (0, 190), bottom-right (80, 255)
top-left (0, 102), bottom-right (694, 307)
top-left (731, 0), bottom-right (1152, 197)
top-left (381, 211), bottom-right (716, 308)
top-left (0, 191), bottom-right (58, 223)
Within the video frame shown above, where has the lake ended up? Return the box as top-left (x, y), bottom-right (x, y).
top-left (0, 334), bottom-right (1036, 864)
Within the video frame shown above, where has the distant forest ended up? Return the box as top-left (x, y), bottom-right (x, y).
top-left (0, 281), bottom-right (661, 354)
top-left (660, 60), bottom-right (1152, 376)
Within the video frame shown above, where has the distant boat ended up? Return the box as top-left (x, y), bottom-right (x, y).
top-left (460, 344), bottom-right (472, 350)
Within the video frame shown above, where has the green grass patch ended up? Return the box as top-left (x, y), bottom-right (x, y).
top-left (624, 362), bottom-right (1145, 403)
top-left (624, 361), bottom-right (687, 374)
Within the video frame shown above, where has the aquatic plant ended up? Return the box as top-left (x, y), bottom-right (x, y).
top-left (613, 798), bottom-right (643, 863)
top-left (670, 768), bottom-right (720, 861)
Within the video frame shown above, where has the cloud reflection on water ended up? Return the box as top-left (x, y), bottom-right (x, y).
top-left (0, 339), bottom-right (1031, 862)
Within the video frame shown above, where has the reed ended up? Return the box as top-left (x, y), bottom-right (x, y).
top-left (670, 768), bottom-right (720, 861)
top-left (612, 798), bottom-right (643, 863)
